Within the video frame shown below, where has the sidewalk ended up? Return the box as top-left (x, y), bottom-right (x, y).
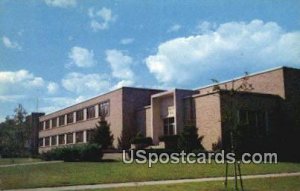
top-left (0, 161), bottom-right (63, 168)
top-left (4, 172), bottom-right (300, 191)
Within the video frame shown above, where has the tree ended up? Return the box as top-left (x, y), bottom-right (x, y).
top-left (177, 125), bottom-right (204, 153)
top-left (0, 104), bottom-right (29, 159)
top-left (90, 116), bottom-right (114, 149)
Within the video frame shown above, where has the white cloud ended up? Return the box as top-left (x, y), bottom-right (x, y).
top-left (145, 20), bottom-right (300, 87)
top-left (68, 46), bottom-right (97, 68)
top-left (0, 70), bottom-right (58, 102)
top-left (105, 49), bottom-right (134, 82)
top-left (111, 80), bottom-right (134, 90)
top-left (2, 36), bottom-right (21, 50)
top-left (120, 38), bottom-right (134, 45)
top-left (88, 7), bottom-right (117, 31)
top-left (196, 21), bottom-right (217, 33)
top-left (44, 0), bottom-right (76, 8)
top-left (62, 72), bottom-right (110, 95)
top-left (47, 82), bottom-right (59, 94)
top-left (167, 24), bottom-right (181, 33)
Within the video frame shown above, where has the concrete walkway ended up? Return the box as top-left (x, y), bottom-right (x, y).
top-left (0, 161), bottom-right (63, 168)
top-left (4, 172), bottom-right (300, 191)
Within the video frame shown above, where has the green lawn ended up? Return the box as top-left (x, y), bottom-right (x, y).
top-left (0, 158), bottom-right (42, 165)
top-left (96, 176), bottom-right (300, 191)
top-left (1, 161), bottom-right (300, 189)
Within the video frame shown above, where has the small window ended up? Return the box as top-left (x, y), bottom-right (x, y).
top-left (87, 129), bottom-right (95, 142)
top-left (39, 138), bottom-right (44, 147)
top-left (59, 115), bottom-right (65, 126)
top-left (59, 134), bottom-right (65, 145)
top-left (76, 110), bottom-right (84, 121)
top-left (45, 120), bottom-right (50, 129)
top-left (67, 113), bottom-right (74, 124)
top-left (99, 101), bottom-right (110, 117)
top-left (76, 131), bottom-right (84, 143)
top-left (51, 136), bottom-right (57, 146)
top-left (39, 122), bottom-right (44, 131)
top-left (66, 133), bottom-right (73, 144)
top-left (52, 118), bottom-right (57, 128)
top-left (45, 137), bottom-right (50, 146)
top-left (87, 106), bottom-right (95, 119)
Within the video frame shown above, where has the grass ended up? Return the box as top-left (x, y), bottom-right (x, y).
top-left (96, 176), bottom-right (300, 191)
top-left (0, 158), bottom-right (42, 165)
top-left (1, 161), bottom-right (300, 189)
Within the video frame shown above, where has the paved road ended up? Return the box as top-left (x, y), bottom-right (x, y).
top-left (4, 172), bottom-right (300, 191)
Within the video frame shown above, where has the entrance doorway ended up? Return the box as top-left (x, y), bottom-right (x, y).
top-left (163, 117), bottom-right (175, 135)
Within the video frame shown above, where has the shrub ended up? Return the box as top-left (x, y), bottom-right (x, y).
top-left (90, 117), bottom-right (114, 149)
top-left (178, 125), bottom-right (205, 153)
top-left (40, 144), bottom-right (103, 162)
top-left (159, 135), bottom-right (179, 149)
top-left (130, 132), bottom-right (153, 149)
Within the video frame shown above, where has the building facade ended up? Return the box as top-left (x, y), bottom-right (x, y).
top-left (38, 66), bottom-right (300, 153)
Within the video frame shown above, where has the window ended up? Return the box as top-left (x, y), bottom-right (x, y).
top-left (76, 110), bottom-right (84, 122)
top-left (67, 113), bottom-right (74, 124)
top-left (163, 117), bottom-right (175, 135)
top-left (59, 134), bottom-right (65, 145)
top-left (52, 118), bottom-right (57, 128)
top-left (45, 120), bottom-right (50, 129)
top-left (238, 110), bottom-right (268, 135)
top-left (87, 129), bottom-right (95, 142)
top-left (76, 131), bottom-right (84, 143)
top-left (51, 136), bottom-right (57, 146)
top-left (59, 115), bottom-right (65, 126)
top-left (39, 138), bottom-right (44, 147)
top-left (99, 101), bottom-right (110, 117)
top-left (66, 133), bottom-right (73, 144)
top-left (39, 122), bottom-right (44, 131)
top-left (45, 137), bottom-right (50, 146)
top-left (87, 106), bottom-right (95, 119)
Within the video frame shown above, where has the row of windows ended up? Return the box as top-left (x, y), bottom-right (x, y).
top-left (39, 130), bottom-right (95, 147)
top-left (40, 101), bottom-right (110, 131)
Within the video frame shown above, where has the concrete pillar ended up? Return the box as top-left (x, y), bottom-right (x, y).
top-left (73, 112), bottom-right (76, 123)
top-left (95, 105), bottom-right (99, 118)
top-left (73, 132), bottom-right (76, 144)
top-left (64, 115), bottom-right (67, 125)
top-left (83, 109), bottom-right (87, 120)
top-left (83, 130), bottom-right (87, 143)
top-left (50, 119), bottom-right (52, 129)
top-left (56, 135), bottom-right (59, 146)
top-left (64, 134), bottom-right (67, 145)
top-left (43, 121), bottom-right (45, 130)
top-left (42, 137), bottom-right (45, 147)
top-left (49, 136), bottom-right (52, 146)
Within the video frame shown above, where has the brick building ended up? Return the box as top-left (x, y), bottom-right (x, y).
top-left (38, 66), bottom-right (300, 153)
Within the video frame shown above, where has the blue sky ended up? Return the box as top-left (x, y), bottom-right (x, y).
top-left (0, 0), bottom-right (300, 121)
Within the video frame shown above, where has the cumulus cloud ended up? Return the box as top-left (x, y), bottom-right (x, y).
top-left (0, 69), bottom-right (59, 102)
top-left (88, 7), bottom-right (117, 31)
top-left (145, 20), bottom-right (300, 87)
top-left (68, 46), bottom-right (97, 68)
top-left (62, 72), bottom-right (110, 95)
top-left (167, 24), bottom-right (182, 33)
top-left (44, 0), bottom-right (76, 8)
top-left (2, 36), bottom-right (21, 50)
top-left (47, 82), bottom-right (59, 94)
top-left (120, 38), bottom-right (134, 45)
top-left (105, 49), bottom-right (135, 84)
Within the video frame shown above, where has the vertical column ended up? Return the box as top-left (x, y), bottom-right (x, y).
top-left (95, 105), bottom-right (99, 118)
top-left (64, 115), bottom-right (67, 125)
top-left (64, 134), bottom-right (67, 145)
top-left (42, 137), bottom-right (45, 147)
top-left (49, 136), bottom-right (52, 147)
top-left (83, 130), bottom-right (87, 143)
top-left (50, 119), bottom-right (52, 129)
top-left (43, 121), bottom-right (45, 130)
top-left (73, 112), bottom-right (76, 123)
top-left (56, 135), bottom-right (59, 146)
top-left (73, 132), bottom-right (76, 144)
top-left (83, 108), bottom-right (87, 120)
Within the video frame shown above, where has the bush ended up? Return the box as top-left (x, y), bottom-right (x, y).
top-left (159, 135), bottom-right (179, 149)
top-left (178, 125), bottom-right (205, 153)
top-left (40, 144), bottom-right (103, 162)
top-left (131, 137), bottom-right (153, 145)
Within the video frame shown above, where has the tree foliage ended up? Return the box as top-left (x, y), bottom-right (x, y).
top-left (177, 125), bottom-right (204, 152)
top-left (90, 116), bottom-right (114, 149)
